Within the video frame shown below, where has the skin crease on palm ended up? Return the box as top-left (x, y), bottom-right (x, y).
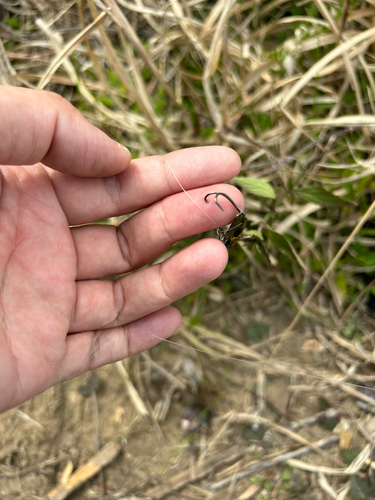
top-left (0, 86), bottom-right (243, 413)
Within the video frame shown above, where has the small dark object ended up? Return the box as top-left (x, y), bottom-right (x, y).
top-left (204, 192), bottom-right (252, 249)
top-left (181, 406), bottom-right (211, 433)
top-left (78, 373), bottom-right (101, 397)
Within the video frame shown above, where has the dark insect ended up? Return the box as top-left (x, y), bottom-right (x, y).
top-left (204, 192), bottom-right (253, 249)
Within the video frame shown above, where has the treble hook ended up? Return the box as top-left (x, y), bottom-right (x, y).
top-left (204, 192), bottom-right (244, 214)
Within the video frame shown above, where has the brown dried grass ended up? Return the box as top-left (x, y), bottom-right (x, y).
top-left (2, 1), bottom-right (375, 498)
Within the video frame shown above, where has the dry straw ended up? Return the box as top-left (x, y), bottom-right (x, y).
top-left (2, 1), bottom-right (375, 498)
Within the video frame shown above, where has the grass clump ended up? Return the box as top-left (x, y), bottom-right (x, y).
top-left (2, 1), bottom-right (375, 498)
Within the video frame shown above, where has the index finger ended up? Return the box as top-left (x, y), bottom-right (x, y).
top-left (0, 86), bottom-right (131, 176)
top-left (49, 146), bottom-right (242, 224)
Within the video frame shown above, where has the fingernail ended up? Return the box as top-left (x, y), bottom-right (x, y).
top-left (118, 143), bottom-right (130, 155)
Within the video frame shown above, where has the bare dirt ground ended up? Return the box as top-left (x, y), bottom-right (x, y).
top-left (1, 294), bottom-right (374, 500)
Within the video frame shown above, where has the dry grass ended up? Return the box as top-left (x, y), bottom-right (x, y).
top-left (1, 1), bottom-right (375, 499)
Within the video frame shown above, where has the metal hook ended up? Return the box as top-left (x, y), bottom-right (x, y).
top-left (204, 192), bottom-right (243, 214)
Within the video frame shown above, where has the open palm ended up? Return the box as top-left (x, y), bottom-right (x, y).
top-left (0, 87), bottom-right (242, 412)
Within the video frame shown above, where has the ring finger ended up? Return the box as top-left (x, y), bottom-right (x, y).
top-left (69, 239), bottom-right (228, 333)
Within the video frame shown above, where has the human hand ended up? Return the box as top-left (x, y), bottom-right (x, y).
top-left (0, 86), bottom-right (242, 412)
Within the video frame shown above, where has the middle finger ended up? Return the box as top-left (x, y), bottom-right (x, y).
top-left (72, 184), bottom-right (243, 280)
top-left (49, 146), bottom-right (241, 225)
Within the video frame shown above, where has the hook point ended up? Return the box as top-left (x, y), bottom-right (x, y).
top-left (204, 192), bottom-right (243, 214)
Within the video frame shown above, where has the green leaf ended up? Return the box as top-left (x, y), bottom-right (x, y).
top-left (340, 448), bottom-right (360, 465)
top-left (234, 177), bottom-right (275, 199)
top-left (266, 228), bottom-right (294, 258)
top-left (266, 228), bottom-right (305, 268)
top-left (353, 252), bottom-right (375, 267)
top-left (97, 94), bottom-right (114, 108)
top-left (349, 476), bottom-right (374, 500)
top-left (5, 17), bottom-right (20, 29)
top-left (245, 229), bottom-right (264, 240)
top-left (254, 241), bottom-right (271, 264)
top-left (246, 322), bottom-right (269, 340)
top-left (295, 187), bottom-right (348, 207)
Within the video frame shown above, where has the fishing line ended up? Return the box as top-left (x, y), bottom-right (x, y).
top-left (164, 157), bottom-right (219, 227)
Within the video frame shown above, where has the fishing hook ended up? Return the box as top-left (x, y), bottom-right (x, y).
top-left (204, 192), bottom-right (251, 249)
